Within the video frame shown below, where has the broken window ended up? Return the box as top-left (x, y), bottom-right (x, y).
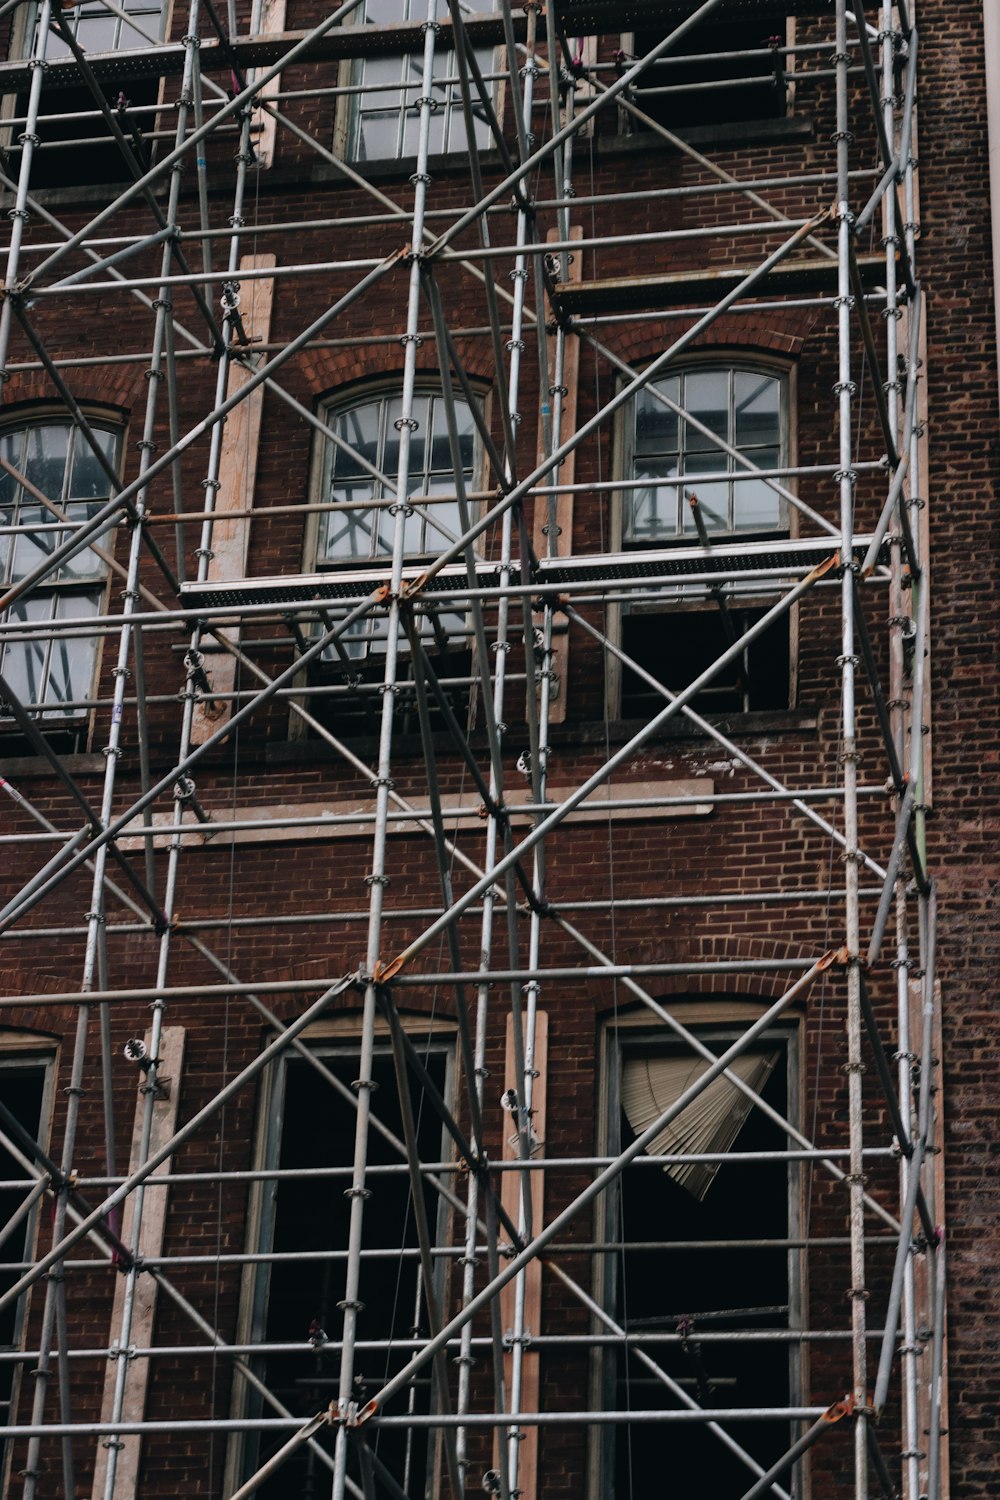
top-left (595, 1019), bottom-right (802, 1497)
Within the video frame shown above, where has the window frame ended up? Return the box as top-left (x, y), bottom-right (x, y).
top-left (2, 0), bottom-right (172, 191)
top-left (607, 355), bottom-right (799, 722)
top-left (330, 2), bottom-right (505, 169)
top-left (293, 378), bottom-right (488, 736)
top-left (589, 1004), bottom-right (806, 1500)
top-left (0, 409), bottom-right (123, 745)
top-left (225, 1016), bottom-right (458, 1498)
top-left (0, 1038), bottom-right (57, 1491)
top-left (305, 380), bottom-right (487, 571)
top-left (617, 18), bottom-right (797, 141)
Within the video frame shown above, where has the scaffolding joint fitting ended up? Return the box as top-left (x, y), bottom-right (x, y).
top-left (822, 1392), bottom-right (856, 1423)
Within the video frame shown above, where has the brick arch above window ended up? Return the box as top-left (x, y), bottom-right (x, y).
top-left (586, 933), bottom-right (822, 1009)
top-left (296, 340), bottom-right (498, 402)
top-left (608, 307), bottom-right (820, 372)
top-left (0, 365), bottom-right (145, 417)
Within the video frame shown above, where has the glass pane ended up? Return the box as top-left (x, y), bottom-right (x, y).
top-left (1, 596), bottom-right (51, 712)
top-left (332, 403), bottom-right (380, 480)
top-left (733, 464), bottom-right (781, 531)
top-left (11, 505), bottom-right (53, 581)
top-left (628, 468), bottom-right (678, 541)
top-left (734, 371), bottom-right (780, 449)
top-left (418, 479), bottom-right (461, 552)
top-left (68, 429), bottom-right (115, 499)
top-left (363, 0), bottom-right (405, 22)
top-left (0, 433), bottom-right (17, 582)
top-left (23, 425), bottom-right (69, 502)
top-left (635, 379), bottom-right (679, 458)
top-left (683, 450), bottom-right (731, 532)
top-left (76, 15), bottom-right (119, 51)
top-left (58, 502), bottom-right (109, 582)
top-left (119, 22), bottom-right (154, 48)
top-left (323, 485), bottom-right (378, 563)
top-left (43, 592), bottom-right (101, 713)
top-left (682, 370), bottom-right (729, 453)
top-left (357, 111), bottom-right (400, 161)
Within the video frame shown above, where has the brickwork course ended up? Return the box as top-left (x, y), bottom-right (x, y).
top-left (0, 2), bottom-right (995, 1498)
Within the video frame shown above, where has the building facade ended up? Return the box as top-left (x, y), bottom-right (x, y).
top-left (0, 2), bottom-right (996, 1497)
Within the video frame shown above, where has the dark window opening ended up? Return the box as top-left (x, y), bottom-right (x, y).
top-left (631, 19), bottom-right (786, 131)
top-left (603, 1035), bottom-right (796, 1495)
top-left (306, 639), bottom-right (476, 743)
top-left (620, 605), bottom-right (790, 719)
top-left (9, 79), bottom-right (158, 189)
top-left (243, 1044), bottom-right (451, 1499)
top-left (0, 1060), bottom-right (47, 1466)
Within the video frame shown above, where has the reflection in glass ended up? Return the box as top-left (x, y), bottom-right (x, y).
top-left (626, 367), bottom-right (784, 541)
top-left (0, 420), bottom-right (117, 721)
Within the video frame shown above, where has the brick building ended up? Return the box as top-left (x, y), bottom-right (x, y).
top-left (0, 2), bottom-right (995, 1497)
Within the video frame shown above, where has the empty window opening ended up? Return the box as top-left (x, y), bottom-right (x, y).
top-left (630, 19), bottom-right (786, 132)
top-left (620, 604), bottom-right (790, 719)
top-left (238, 1040), bottom-right (453, 1498)
top-left (0, 1053), bottom-right (51, 1480)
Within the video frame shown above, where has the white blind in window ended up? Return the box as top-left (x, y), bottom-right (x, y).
top-left (621, 1049), bottom-right (779, 1201)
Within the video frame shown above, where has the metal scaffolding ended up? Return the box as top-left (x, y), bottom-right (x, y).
top-left (0, 2), bottom-right (946, 1498)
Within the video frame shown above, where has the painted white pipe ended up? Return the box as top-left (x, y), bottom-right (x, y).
top-left (985, 0), bottom-right (1000, 414)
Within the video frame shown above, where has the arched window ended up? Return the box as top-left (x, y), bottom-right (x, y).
top-left (614, 362), bottom-right (793, 720)
top-left (625, 365), bottom-right (787, 544)
top-left (0, 416), bottom-right (120, 737)
top-left (315, 387), bottom-right (478, 567)
top-left (301, 385), bottom-right (482, 731)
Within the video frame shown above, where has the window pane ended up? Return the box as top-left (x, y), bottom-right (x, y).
top-left (734, 371), bottom-right (780, 448)
top-left (332, 401), bottom-right (381, 479)
top-left (75, 15), bottom-right (119, 51)
top-left (681, 369), bottom-right (729, 453)
top-left (23, 424), bottom-right (69, 502)
top-left (2, 597), bottom-right (50, 710)
top-left (68, 428), bottom-right (115, 498)
top-left (58, 502), bottom-right (112, 582)
top-left (733, 462), bottom-right (781, 531)
top-left (43, 592), bottom-right (101, 713)
top-left (629, 467), bottom-right (678, 541)
top-left (634, 379), bottom-right (679, 457)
